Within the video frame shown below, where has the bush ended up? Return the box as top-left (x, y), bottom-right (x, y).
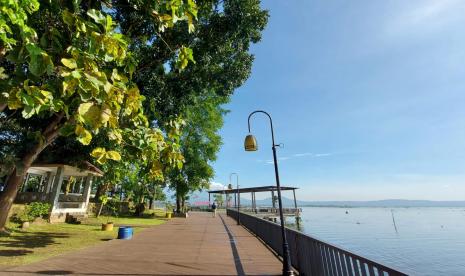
top-left (27, 202), bottom-right (50, 218)
top-left (16, 202), bottom-right (51, 222)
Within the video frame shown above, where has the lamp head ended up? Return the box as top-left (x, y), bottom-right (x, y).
top-left (228, 184), bottom-right (233, 190)
top-left (244, 134), bottom-right (258, 151)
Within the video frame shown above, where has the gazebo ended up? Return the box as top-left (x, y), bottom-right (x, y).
top-left (14, 162), bottom-right (103, 222)
top-left (208, 185), bottom-right (300, 215)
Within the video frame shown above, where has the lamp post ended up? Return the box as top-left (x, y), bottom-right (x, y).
top-left (244, 110), bottom-right (295, 276)
top-left (229, 173), bottom-right (239, 225)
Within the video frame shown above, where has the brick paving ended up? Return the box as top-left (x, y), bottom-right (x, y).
top-left (0, 212), bottom-right (283, 276)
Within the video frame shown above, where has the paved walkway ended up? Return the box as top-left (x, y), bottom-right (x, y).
top-left (0, 212), bottom-right (283, 275)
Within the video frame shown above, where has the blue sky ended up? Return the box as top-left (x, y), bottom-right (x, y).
top-left (209, 0), bottom-right (465, 201)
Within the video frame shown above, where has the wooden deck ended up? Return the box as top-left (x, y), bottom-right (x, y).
top-left (0, 212), bottom-right (283, 276)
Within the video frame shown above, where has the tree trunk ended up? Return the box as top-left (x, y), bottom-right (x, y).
top-left (0, 112), bottom-right (64, 231)
top-left (148, 197), bottom-right (153, 209)
top-left (181, 197), bottom-right (186, 213)
top-left (176, 194), bottom-right (181, 214)
top-left (96, 202), bottom-right (104, 217)
top-left (95, 182), bottom-right (111, 202)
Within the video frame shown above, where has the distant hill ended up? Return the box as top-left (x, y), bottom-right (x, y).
top-left (190, 192), bottom-right (465, 207)
top-left (238, 197), bottom-right (465, 207)
top-left (301, 199), bottom-right (465, 207)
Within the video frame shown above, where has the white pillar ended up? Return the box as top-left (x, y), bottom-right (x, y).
top-left (49, 166), bottom-right (64, 213)
top-left (21, 173), bottom-right (30, 192)
top-left (82, 173), bottom-right (93, 210)
top-left (44, 172), bottom-right (53, 194)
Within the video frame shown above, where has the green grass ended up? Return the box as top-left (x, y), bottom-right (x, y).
top-left (83, 214), bottom-right (167, 226)
top-left (0, 215), bottom-right (166, 267)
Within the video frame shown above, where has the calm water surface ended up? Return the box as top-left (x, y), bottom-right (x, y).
top-left (288, 207), bottom-right (465, 275)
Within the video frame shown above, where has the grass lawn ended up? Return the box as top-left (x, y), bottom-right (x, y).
top-left (0, 215), bottom-right (166, 267)
top-left (83, 214), bottom-right (167, 226)
top-left (84, 208), bottom-right (168, 226)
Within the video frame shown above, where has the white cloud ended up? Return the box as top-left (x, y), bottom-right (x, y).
top-left (293, 152), bottom-right (333, 158)
top-left (209, 181), bottom-right (227, 191)
top-left (293, 152), bottom-right (313, 157)
top-left (313, 153), bottom-right (332, 157)
top-left (260, 152), bottom-right (333, 165)
top-left (384, 0), bottom-right (465, 38)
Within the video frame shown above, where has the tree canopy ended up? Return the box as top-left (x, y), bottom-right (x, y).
top-left (0, 0), bottom-right (268, 228)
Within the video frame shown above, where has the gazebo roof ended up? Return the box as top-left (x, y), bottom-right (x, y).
top-left (208, 185), bottom-right (298, 194)
top-left (27, 161), bottom-right (103, 177)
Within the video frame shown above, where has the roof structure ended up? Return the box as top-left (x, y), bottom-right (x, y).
top-left (208, 185), bottom-right (298, 194)
top-left (27, 161), bottom-right (104, 177)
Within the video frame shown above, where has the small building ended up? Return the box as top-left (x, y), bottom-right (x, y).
top-left (14, 162), bottom-right (103, 222)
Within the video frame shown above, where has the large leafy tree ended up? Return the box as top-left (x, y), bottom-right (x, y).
top-left (0, 0), bottom-right (269, 229)
top-left (117, 0), bottom-right (269, 122)
top-left (0, 0), bottom-right (196, 231)
top-left (116, 0), bottom-right (268, 209)
top-left (168, 93), bottom-right (226, 212)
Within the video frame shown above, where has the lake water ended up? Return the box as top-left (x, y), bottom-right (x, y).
top-left (287, 207), bottom-right (465, 275)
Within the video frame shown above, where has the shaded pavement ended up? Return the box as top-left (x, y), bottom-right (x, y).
top-left (0, 212), bottom-right (282, 275)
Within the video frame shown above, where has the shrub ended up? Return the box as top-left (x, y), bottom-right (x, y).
top-left (16, 202), bottom-right (51, 222)
top-left (27, 202), bottom-right (50, 219)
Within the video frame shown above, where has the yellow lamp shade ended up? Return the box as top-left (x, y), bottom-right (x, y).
top-left (244, 134), bottom-right (258, 151)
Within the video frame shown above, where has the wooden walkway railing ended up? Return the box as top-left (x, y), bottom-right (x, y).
top-left (227, 208), bottom-right (407, 276)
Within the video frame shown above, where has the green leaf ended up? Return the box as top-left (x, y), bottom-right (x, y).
top-left (108, 130), bottom-right (123, 143)
top-left (62, 10), bottom-right (75, 26)
top-left (22, 105), bottom-right (35, 119)
top-left (26, 44), bottom-right (54, 76)
top-left (91, 147), bottom-right (106, 158)
top-left (61, 58), bottom-right (77, 69)
top-left (0, 67), bottom-right (8, 79)
top-left (105, 15), bottom-right (113, 33)
top-left (59, 123), bottom-right (75, 136)
top-left (87, 9), bottom-right (106, 26)
top-left (106, 151), bottom-right (121, 161)
top-left (75, 124), bottom-right (92, 145)
top-left (71, 70), bottom-right (82, 79)
top-left (91, 147), bottom-right (110, 164)
top-left (77, 102), bottom-right (111, 129)
top-left (100, 105), bottom-right (111, 126)
top-left (20, 93), bottom-right (34, 106)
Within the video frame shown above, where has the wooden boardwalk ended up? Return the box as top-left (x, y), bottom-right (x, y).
top-left (0, 212), bottom-right (283, 276)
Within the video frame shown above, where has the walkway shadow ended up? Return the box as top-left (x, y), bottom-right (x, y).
top-left (218, 214), bottom-right (245, 276)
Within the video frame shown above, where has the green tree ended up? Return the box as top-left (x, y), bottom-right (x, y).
top-left (119, 0), bottom-right (269, 123)
top-left (168, 93), bottom-right (226, 212)
top-left (0, 0), bottom-right (269, 229)
top-left (0, 0), bottom-right (196, 231)
top-left (213, 194), bottom-right (224, 207)
top-left (133, 0), bottom-right (268, 211)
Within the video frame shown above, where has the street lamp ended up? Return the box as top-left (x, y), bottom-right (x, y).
top-left (229, 173), bottom-right (239, 225)
top-left (244, 110), bottom-right (295, 276)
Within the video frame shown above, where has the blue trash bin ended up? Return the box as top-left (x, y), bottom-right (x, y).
top-left (117, 226), bottom-right (133, 240)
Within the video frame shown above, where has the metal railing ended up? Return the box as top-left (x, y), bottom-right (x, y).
top-left (227, 208), bottom-right (407, 276)
top-left (232, 206), bottom-right (301, 215)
